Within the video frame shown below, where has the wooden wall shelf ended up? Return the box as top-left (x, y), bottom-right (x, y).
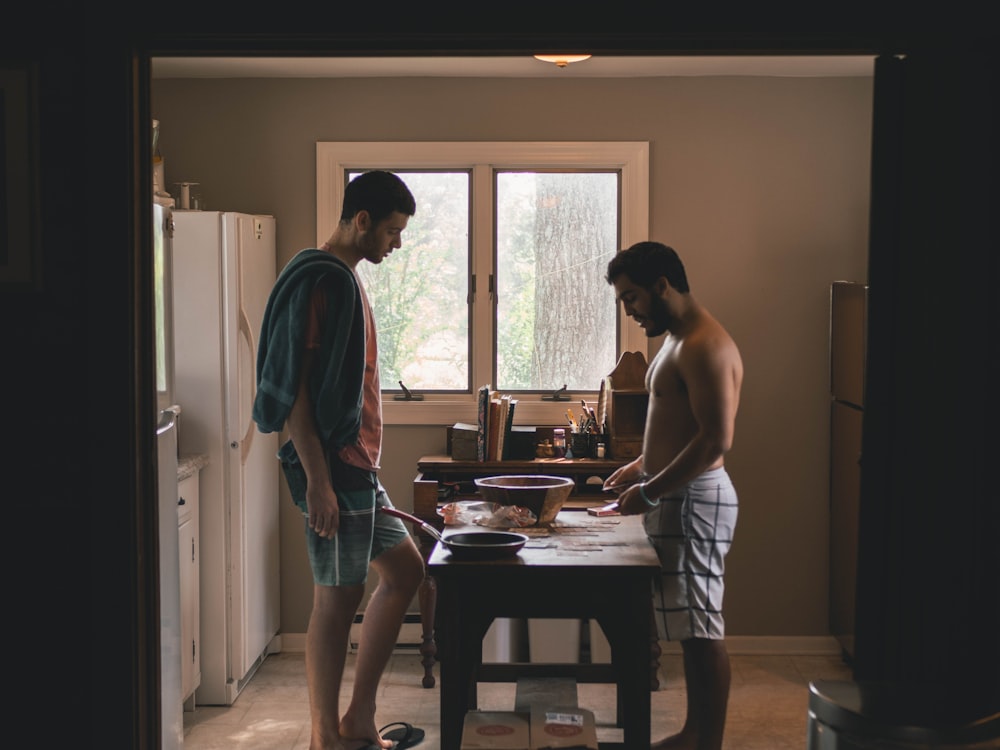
top-left (605, 351), bottom-right (649, 460)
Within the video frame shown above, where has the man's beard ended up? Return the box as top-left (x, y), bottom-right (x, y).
top-left (361, 233), bottom-right (387, 264)
top-left (643, 294), bottom-right (673, 338)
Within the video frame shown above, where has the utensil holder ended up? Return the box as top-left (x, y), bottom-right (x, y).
top-left (570, 432), bottom-right (607, 458)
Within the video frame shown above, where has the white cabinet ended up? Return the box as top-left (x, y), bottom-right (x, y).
top-left (178, 471), bottom-right (201, 709)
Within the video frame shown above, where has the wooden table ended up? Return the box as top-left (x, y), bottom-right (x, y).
top-left (412, 455), bottom-right (632, 688)
top-left (429, 510), bottom-right (661, 750)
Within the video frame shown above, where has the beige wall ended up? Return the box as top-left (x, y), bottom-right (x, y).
top-left (153, 72), bottom-right (872, 637)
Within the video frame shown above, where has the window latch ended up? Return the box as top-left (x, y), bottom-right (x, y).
top-left (393, 380), bottom-right (424, 401)
top-left (542, 384), bottom-right (571, 402)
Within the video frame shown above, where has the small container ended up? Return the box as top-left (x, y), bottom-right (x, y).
top-left (570, 432), bottom-right (591, 458)
top-left (596, 442), bottom-right (606, 458)
top-left (552, 428), bottom-right (566, 458)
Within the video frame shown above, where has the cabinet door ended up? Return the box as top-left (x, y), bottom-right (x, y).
top-left (178, 474), bottom-right (201, 703)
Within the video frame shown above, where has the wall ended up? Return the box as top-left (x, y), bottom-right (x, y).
top-left (152, 72), bottom-right (873, 637)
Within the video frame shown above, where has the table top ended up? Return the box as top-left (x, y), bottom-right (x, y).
top-left (427, 509), bottom-right (659, 571)
top-left (417, 454), bottom-right (627, 472)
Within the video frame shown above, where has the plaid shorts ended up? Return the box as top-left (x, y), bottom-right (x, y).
top-left (282, 452), bottom-right (409, 587)
top-left (643, 466), bottom-right (738, 641)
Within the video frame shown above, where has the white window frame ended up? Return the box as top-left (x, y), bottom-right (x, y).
top-left (316, 141), bottom-right (650, 426)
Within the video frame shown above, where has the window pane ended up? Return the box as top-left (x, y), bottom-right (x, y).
top-left (496, 171), bottom-right (619, 392)
top-left (352, 171), bottom-right (470, 391)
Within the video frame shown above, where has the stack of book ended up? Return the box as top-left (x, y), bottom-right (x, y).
top-left (477, 385), bottom-right (518, 461)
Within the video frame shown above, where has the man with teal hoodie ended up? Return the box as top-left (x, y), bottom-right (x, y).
top-left (254, 171), bottom-right (425, 750)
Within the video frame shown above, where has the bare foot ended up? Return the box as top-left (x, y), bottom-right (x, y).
top-left (339, 716), bottom-right (391, 750)
top-left (341, 736), bottom-right (391, 750)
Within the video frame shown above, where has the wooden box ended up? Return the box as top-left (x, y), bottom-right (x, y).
top-left (449, 423), bottom-right (479, 461)
top-left (506, 426), bottom-right (537, 460)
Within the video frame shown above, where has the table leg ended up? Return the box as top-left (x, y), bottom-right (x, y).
top-left (436, 587), bottom-right (502, 750)
top-left (650, 603), bottom-right (662, 691)
top-left (597, 587), bottom-right (652, 748)
top-left (623, 629), bottom-right (652, 748)
top-left (418, 573), bottom-right (437, 688)
top-left (437, 587), bottom-right (488, 750)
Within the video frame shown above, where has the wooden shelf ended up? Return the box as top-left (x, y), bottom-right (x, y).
top-left (606, 351), bottom-right (649, 460)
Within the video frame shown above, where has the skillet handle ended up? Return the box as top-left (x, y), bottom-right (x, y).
top-left (380, 505), bottom-right (444, 543)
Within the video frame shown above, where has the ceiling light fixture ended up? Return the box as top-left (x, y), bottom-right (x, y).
top-left (533, 54), bottom-right (592, 68)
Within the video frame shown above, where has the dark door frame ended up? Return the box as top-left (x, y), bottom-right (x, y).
top-left (106, 30), bottom-right (996, 749)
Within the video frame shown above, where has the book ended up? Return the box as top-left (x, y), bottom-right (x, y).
top-left (500, 396), bottom-right (517, 460)
top-left (476, 384), bottom-right (491, 462)
top-left (487, 395), bottom-right (502, 461)
top-left (495, 394), bottom-right (511, 461)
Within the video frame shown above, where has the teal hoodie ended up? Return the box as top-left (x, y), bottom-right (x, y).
top-left (252, 248), bottom-right (366, 466)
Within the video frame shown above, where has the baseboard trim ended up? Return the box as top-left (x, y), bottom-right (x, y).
top-left (658, 635), bottom-right (842, 655)
top-left (276, 628), bottom-right (841, 657)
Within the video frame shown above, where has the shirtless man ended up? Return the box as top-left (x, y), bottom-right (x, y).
top-left (603, 241), bottom-right (743, 750)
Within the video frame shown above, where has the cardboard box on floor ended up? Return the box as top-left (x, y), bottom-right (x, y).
top-left (461, 710), bottom-right (531, 749)
top-left (529, 705), bottom-right (598, 750)
top-left (460, 706), bottom-right (598, 750)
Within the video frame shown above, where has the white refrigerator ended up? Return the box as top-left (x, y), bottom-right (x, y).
top-left (829, 280), bottom-right (867, 661)
top-left (172, 210), bottom-right (280, 705)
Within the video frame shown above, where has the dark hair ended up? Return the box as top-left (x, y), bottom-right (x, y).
top-left (341, 170), bottom-right (416, 225)
top-left (605, 241), bottom-right (690, 293)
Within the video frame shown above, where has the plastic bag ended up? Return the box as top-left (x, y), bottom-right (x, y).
top-left (485, 504), bottom-right (537, 528)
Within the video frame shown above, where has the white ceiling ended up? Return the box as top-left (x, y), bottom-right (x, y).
top-left (152, 55), bottom-right (875, 79)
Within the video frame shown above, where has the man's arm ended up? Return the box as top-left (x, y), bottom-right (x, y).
top-left (285, 348), bottom-right (340, 538)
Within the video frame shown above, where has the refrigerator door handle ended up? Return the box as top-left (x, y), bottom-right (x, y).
top-left (238, 307), bottom-right (256, 464)
top-left (157, 404), bottom-right (182, 436)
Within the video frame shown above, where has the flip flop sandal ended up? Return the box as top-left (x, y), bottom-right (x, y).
top-left (379, 721), bottom-right (426, 749)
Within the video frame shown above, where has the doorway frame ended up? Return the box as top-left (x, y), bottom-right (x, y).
top-left (129, 31), bottom-right (894, 749)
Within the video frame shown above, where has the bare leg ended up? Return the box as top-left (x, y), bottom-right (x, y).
top-left (340, 537), bottom-right (425, 749)
top-left (652, 638), bottom-right (730, 750)
top-left (306, 582), bottom-right (365, 750)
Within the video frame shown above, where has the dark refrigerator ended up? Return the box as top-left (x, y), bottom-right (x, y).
top-left (829, 281), bottom-right (867, 661)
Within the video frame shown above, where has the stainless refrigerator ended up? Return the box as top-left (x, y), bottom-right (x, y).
top-left (154, 193), bottom-right (184, 750)
top-left (829, 281), bottom-right (867, 660)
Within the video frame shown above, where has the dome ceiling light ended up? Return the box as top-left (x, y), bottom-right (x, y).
top-left (533, 54), bottom-right (593, 68)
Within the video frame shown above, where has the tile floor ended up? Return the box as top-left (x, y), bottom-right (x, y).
top-left (182, 645), bottom-right (852, 749)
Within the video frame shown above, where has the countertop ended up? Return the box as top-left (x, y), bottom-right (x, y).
top-left (178, 453), bottom-right (209, 481)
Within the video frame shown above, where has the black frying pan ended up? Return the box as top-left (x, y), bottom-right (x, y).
top-left (381, 506), bottom-right (529, 560)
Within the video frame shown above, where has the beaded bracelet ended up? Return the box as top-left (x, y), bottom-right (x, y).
top-left (637, 482), bottom-right (659, 509)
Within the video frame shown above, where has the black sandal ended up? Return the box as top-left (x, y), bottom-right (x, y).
top-left (379, 721), bottom-right (426, 749)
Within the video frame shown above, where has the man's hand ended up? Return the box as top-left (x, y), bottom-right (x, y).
top-left (613, 483), bottom-right (652, 515)
top-left (602, 456), bottom-right (645, 493)
top-left (306, 483), bottom-right (340, 538)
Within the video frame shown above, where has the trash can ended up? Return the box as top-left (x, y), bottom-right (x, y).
top-left (588, 619), bottom-right (612, 663)
top-left (807, 679), bottom-right (1000, 749)
top-left (482, 617), bottom-right (524, 662)
top-left (528, 618), bottom-right (582, 663)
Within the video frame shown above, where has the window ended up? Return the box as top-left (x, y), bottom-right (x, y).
top-left (318, 142), bottom-right (649, 425)
top-left (351, 170), bottom-right (471, 392)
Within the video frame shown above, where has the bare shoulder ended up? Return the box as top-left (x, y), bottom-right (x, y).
top-left (684, 314), bottom-right (743, 373)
